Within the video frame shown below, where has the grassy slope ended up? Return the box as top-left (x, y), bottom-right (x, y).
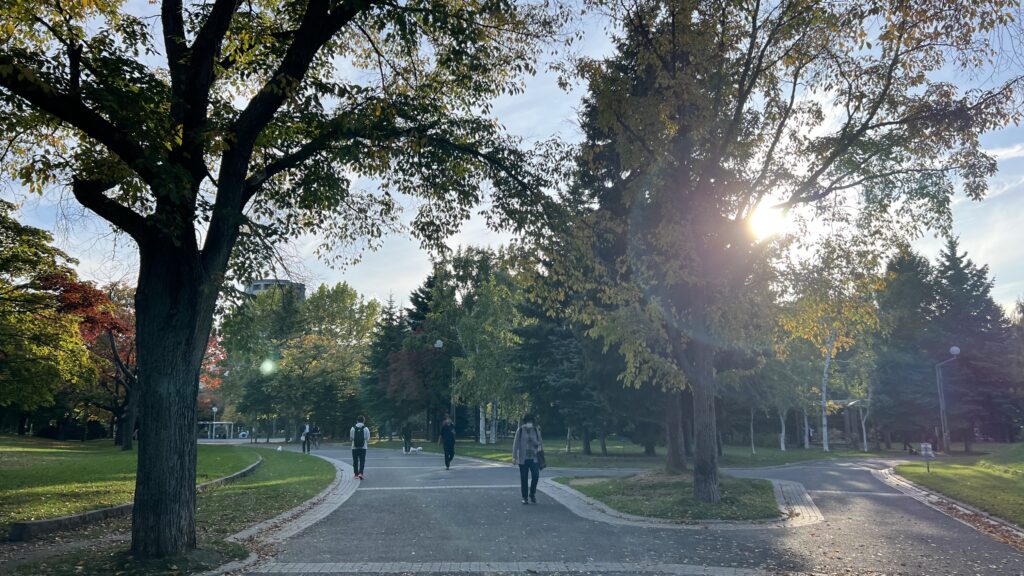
top-left (720, 444), bottom-right (872, 467)
top-left (196, 447), bottom-right (335, 538)
top-left (556, 473), bottom-right (779, 522)
top-left (0, 435), bottom-right (259, 535)
top-left (11, 446), bottom-right (336, 576)
top-left (896, 443), bottom-right (1024, 528)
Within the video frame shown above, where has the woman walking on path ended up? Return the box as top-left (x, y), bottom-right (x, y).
top-left (440, 415), bottom-right (456, 470)
top-left (512, 413), bottom-right (544, 504)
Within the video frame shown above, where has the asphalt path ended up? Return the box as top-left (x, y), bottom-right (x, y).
top-left (248, 447), bottom-right (1024, 575)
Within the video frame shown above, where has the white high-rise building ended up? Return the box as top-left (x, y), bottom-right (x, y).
top-left (244, 279), bottom-right (306, 299)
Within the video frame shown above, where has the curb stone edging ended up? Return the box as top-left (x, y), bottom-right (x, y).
top-left (6, 455), bottom-right (264, 542)
top-left (873, 467), bottom-right (1024, 551)
top-left (197, 456), bottom-right (265, 493)
top-left (538, 477), bottom-right (823, 530)
top-left (432, 449), bottom-right (827, 529)
top-left (250, 560), bottom-right (810, 575)
top-left (198, 453), bottom-right (356, 576)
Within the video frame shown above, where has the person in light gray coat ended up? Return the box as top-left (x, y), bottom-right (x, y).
top-left (511, 413), bottom-right (544, 504)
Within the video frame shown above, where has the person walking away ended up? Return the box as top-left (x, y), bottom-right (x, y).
top-left (512, 413), bottom-right (544, 504)
top-left (311, 423), bottom-right (320, 449)
top-left (440, 415), bottom-right (456, 470)
top-left (351, 416), bottom-right (369, 479)
top-left (301, 418), bottom-right (312, 454)
top-left (402, 421), bottom-right (412, 454)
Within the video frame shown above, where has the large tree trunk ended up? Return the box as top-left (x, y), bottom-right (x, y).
top-left (690, 341), bottom-right (720, 503)
top-left (599, 430), bottom-right (608, 456)
top-left (130, 241), bottom-right (218, 558)
top-left (665, 392), bottom-right (687, 472)
top-left (478, 405), bottom-right (486, 444)
top-left (57, 414), bottom-right (70, 441)
top-left (581, 427), bottom-right (592, 455)
top-left (121, 389), bottom-right (139, 451)
top-left (489, 402), bottom-right (497, 444)
top-left (803, 409), bottom-right (810, 449)
top-left (681, 389), bottom-right (694, 457)
top-left (113, 408), bottom-right (125, 446)
top-left (565, 426), bottom-right (572, 453)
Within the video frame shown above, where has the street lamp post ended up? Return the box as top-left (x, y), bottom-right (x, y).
top-left (434, 339), bottom-right (456, 425)
top-left (211, 406), bottom-right (218, 440)
top-left (935, 346), bottom-right (960, 454)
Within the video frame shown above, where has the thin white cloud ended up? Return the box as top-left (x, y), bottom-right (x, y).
top-left (987, 143), bottom-right (1024, 160)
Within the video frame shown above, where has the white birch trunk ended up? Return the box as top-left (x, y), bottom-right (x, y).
top-left (778, 409), bottom-right (787, 451)
top-left (860, 407), bottom-right (869, 452)
top-left (749, 407), bottom-right (756, 455)
top-left (820, 330), bottom-right (837, 452)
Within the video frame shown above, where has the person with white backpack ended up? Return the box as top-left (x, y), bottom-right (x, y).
top-left (350, 416), bottom-right (370, 480)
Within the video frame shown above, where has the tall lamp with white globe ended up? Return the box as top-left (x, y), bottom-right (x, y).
top-left (936, 346), bottom-right (960, 453)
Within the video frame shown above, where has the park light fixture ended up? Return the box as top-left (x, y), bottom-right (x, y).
top-left (433, 339), bottom-right (456, 420)
top-left (936, 345), bottom-right (960, 454)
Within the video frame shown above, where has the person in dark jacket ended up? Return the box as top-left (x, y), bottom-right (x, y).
top-left (350, 416), bottom-right (369, 480)
top-left (439, 415), bottom-right (456, 470)
top-left (511, 413), bottom-right (544, 504)
top-left (402, 421), bottom-right (412, 454)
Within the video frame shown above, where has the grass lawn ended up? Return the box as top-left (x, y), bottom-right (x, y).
top-left (554, 472), bottom-right (780, 522)
top-left (896, 442), bottom-right (1024, 528)
top-left (371, 436), bottom-right (879, 469)
top-left (372, 437), bottom-right (665, 468)
top-left (720, 444), bottom-right (875, 467)
top-left (0, 435), bottom-right (259, 536)
top-left (11, 445), bottom-right (336, 576)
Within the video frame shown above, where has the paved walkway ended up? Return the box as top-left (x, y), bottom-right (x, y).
top-left (247, 448), bottom-right (1024, 576)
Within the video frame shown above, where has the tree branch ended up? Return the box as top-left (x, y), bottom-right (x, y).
top-left (0, 54), bottom-right (159, 185)
top-left (203, 0), bottom-right (378, 276)
top-left (241, 114), bottom-right (433, 203)
top-left (108, 329), bottom-right (137, 387)
top-left (182, 0), bottom-right (240, 163)
top-left (162, 0), bottom-right (188, 126)
top-left (783, 30), bottom-right (907, 206)
top-left (231, 0), bottom-right (373, 150)
top-left (72, 177), bottom-right (147, 240)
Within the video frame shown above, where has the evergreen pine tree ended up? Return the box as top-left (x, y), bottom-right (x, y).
top-left (873, 250), bottom-right (939, 445)
top-left (933, 238), bottom-right (1013, 449)
top-left (361, 297), bottom-right (407, 430)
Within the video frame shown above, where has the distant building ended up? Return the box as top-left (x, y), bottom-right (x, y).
top-left (244, 279), bottom-right (306, 299)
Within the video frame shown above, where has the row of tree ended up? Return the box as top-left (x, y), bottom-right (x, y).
top-left (219, 282), bottom-right (378, 440)
top-left (223, 234), bottom-right (1017, 475)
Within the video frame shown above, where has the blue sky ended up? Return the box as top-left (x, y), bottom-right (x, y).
top-left (7, 13), bottom-right (1024, 311)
